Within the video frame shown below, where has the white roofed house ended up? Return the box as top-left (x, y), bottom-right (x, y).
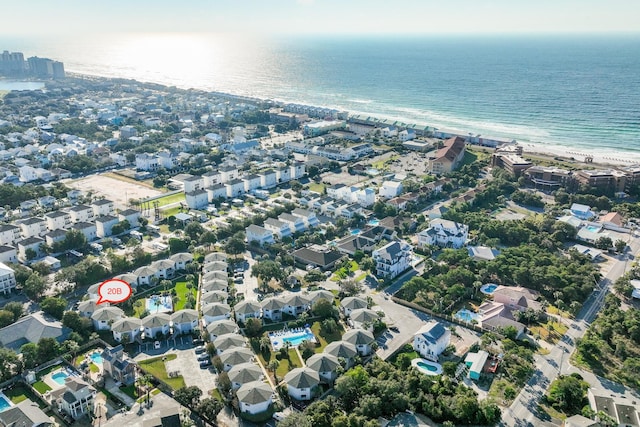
top-left (243, 174), bottom-right (262, 192)
top-left (44, 229), bottom-right (67, 247)
top-left (170, 309), bottom-right (199, 334)
top-left (91, 199), bottom-right (115, 217)
top-left (246, 224), bottom-right (274, 247)
top-left (343, 329), bottom-right (375, 356)
top-left (228, 363), bottom-right (264, 390)
top-left (0, 262), bottom-right (17, 295)
top-left (372, 240), bottom-right (413, 280)
top-left (279, 213), bottom-right (307, 234)
top-left (213, 333), bottom-right (246, 354)
top-left (203, 261), bottom-right (228, 274)
top-left (44, 210), bottom-right (72, 231)
top-left (0, 224), bottom-right (21, 246)
top-left (234, 300), bottom-right (262, 323)
top-left (17, 236), bottom-right (44, 261)
top-left (340, 297), bottom-right (369, 317)
top-left (261, 297), bottom-right (286, 321)
top-left (208, 183), bottom-right (229, 201)
top-left (69, 204), bottom-right (94, 223)
top-left (201, 290), bottom-right (228, 305)
top-left (134, 265), bottom-right (158, 286)
top-left (291, 208), bottom-right (320, 228)
top-left (151, 259), bottom-right (176, 279)
top-left (306, 353), bottom-right (340, 384)
top-left (570, 203), bottom-right (596, 220)
top-left (258, 170), bottom-right (277, 189)
top-left (379, 180), bottom-right (403, 199)
top-left (285, 367), bottom-right (320, 401)
top-left (111, 317), bottom-right (142, 343)
top-left (118, 209), bottom-right (140, 227)
top-left (413, 320), bottom-right (451, 361)
top-left (113, 273), bottom-right (139, 290)
top-left (263, 218), bottom-right (292, 239)
top-left (181, 175), bottom-right (205, 193)
top-left (237, 381), bottom-right (274, 416)
top-left (53, 377), bottom-right (96, 420)
top-left (95, 215), bottom-right (119, 238)
top-left (170, 252), bottom-right (193, 270)
top-left (91, 306), bottom-right (125, 331)
top-left (0, 245), bottom-right (18, 264)
top-left (324, 341), bottom-right (358, 368)
top-left (418, 218), bottom-right (469, 249)
top-left (206, 319), bottom-right (238, 340)
top-left (219, 165), bottom-right (239, 183)
top-left (70, 222), bottom-right (97, 241)
top-left (205, 252), bottom-right (227, 263)
top-left (349, 308), bottom-right (379, 331)
top-left (203, 170), bottom-right (222, 187)
top-left (142, 312), bottom-right (171, 339)
top-left (202, 279), bottom-right (228, 294)
top-left (225, 179), bottom-right (246, 198)
top-left (220, 347), bottom-right (255, 371)
top-left (186, 189), bottom-right (209, 209)
top-left (19, 217), bottom-right (47, 238)
top-left (77, 299), bottom-right (107, 318)
top-left (202, 302), bottom-right (231, 324)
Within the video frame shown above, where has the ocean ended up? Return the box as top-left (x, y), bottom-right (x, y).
top-left (1, 33), bottom-right (639, 155)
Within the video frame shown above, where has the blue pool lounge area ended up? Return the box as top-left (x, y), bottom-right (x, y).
top-left (454, 309), bottom-right (479, 323)
top-left (411, 358), bottom-right (443, 376)
top-left (269, 327), bottom-right (316, 351)
top-left (480, 283), bottom-right (499, 295)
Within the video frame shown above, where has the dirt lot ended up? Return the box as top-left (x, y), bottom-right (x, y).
top-left (66, 174), bottom-right (163, 211)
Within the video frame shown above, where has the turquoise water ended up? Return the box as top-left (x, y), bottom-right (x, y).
top-left (367, 219), bottom-right (380, 226)
top-left (350, 229), bottom-right (361, 235)
top-left (90, 352), bottom-right (103, 364)
top-left (455, 309), bottom-right (478, 323)
top-left (146, 295), bottom-right (173, 313)
top-left (270, 329), bottom-right (316, 349)
top-left (3, 34), bottom-right (640, 155)
top-left (0, 395), bottom-right (11, 412)
top-left (283, 332), bottom-right (315, 346)
top-left (480, 284), bottom-right (498, 295)
top-left (585, 225), bottom-right (601, 232)
top-left (52, 371), bottom-right (69, 385)
top-left (417, 361), bottom-right (438, 372)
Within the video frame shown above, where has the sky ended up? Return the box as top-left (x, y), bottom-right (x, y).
top-left (2, 0), bottom-right (640, 36)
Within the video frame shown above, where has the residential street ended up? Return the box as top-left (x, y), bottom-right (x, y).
top-left (500, 237), bottom-right (640, 427)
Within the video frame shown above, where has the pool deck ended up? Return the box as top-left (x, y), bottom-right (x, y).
top-left (268, 327), bottom-right (316, 351)
top-left (0, 392), bottom-right (14, 411)
top-left (411, 358), bottom-right (443, 376)
top-left (43, 368), bottom-right (72, 391)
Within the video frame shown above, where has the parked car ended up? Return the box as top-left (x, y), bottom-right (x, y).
top-left (192, 338), bottom-right (204, 346)
top-left (389, 326), bottom-right (399, 333)
top-left (197, 353), bottom-right (210, 361)
top-left (199, 359), bottom-right (212, 369)
top-left (194, 345), bottom-right (206, 354)
top-left (154, 341), bottom-right (161, 349)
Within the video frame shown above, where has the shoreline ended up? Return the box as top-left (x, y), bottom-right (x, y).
top-left (23, 73), bottom-right (639, 169)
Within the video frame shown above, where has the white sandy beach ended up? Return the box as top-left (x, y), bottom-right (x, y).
top-left (522, 142), bottom-right (640, 167)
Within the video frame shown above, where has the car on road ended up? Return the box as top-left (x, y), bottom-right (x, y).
top-left (194, 345), bottom-right (206, 354)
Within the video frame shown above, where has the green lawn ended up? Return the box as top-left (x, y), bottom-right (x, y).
top-left (90, 363), bottom-right (100, 373)
top-left (308, 182), bottom-right (325, 194)
top-left (120, 384), bottom-right (138, 400)
top-left (161, 206), bottom-right (183, 217)
top-left (154, 192), bottom-right (186, 207)
top-left (311, 321), bottom-right (343, 353)
top-left (32, 381), bottom-right (52, 394)
top-left (138, 354), bottom-right (186, 390)
top-left (4, 384), bottom-right (34, 404)
top-left (174, 281), bottom-right (197, 311)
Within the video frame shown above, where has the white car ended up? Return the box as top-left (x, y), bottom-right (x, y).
top-left (154, 341), bottom-right (161, 350)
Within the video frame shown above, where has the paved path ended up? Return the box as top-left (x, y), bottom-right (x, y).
top-left (500, 236), bottom-right (640, 426)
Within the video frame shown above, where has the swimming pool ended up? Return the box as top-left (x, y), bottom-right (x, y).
top-left (52, 371), bottom-right (69, 385)
top-left (455, 309), bottom-right (479, 323)
top-left (585, 225), bottom-right (601, 233)
top-left (367, 219), bottom-right (380, 226)
top-left (269, 328), bottom-right (316, 351)
top-left (90, 351), bottom-right (103, 364)
top-left (146, 295), bottom-right (173, 314)
top-left (0, 394), bottom-right (12, 412)
top-left (480, 283), bottom-right (498, 295)
top-left (350, 229), bottom-right (361, 235)
top-left (411, 358), bottom-right (443, 376)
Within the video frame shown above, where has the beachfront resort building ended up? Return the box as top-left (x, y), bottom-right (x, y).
top-left (429, 136), bottom-right (466, 174)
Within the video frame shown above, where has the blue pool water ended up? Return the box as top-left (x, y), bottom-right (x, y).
top-left (480, 283), bottom-right (498, 295)
top-left (269, 328), bottom-right (316, 350)
top-left (146, 295), bottom-right (173, 313)
top-left (455, 309), bottom-right (479, 323)
top-left (0, 395), bottom-right (11, 412)
top-left (585, 225), bottom-right (601, 232)
top-left (367, 219), bottom-right (380, 226)
top-left (52, 371), bottom-right (69, 385)
top-left (350, 229), bottom-right (361, 235)
top-left (90, 352), bottom-right (103, 364)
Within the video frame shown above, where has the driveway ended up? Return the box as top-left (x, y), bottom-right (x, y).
top-left (165, 347), bottom-right (219, 395)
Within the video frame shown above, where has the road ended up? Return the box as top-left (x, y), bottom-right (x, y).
top-left (500, 238), bottom-right (640, 427)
